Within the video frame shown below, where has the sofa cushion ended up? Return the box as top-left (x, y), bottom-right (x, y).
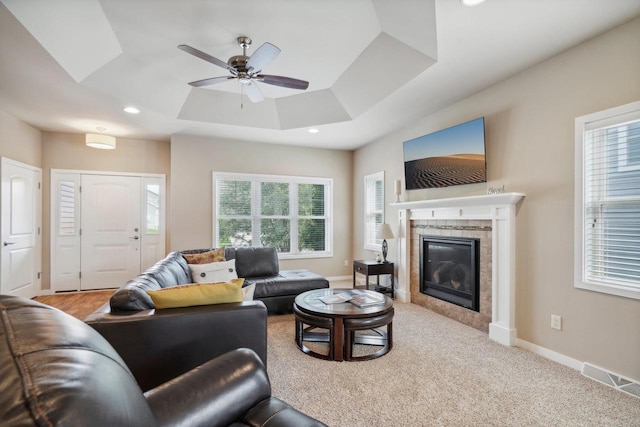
top-left (146, 253), bottom-right (191, 288)
top-left (110, 275), bottom-right (159, 311)
top-left (246, 270), bottom-right (329, 299)
top-left (146, 279), bottom-right (244, 309)
top-left (189, 259), bottom-right (238, 284)
top-left (182, 248), bottom-right (226, 264)
top-left (234, 247), bottom-right (279, 278)
top-left (110, 252), bottom-right (191, 311)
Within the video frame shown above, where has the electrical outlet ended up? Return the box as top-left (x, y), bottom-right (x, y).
top-left (344, 259), bottom-right (349, 267)
top-left (551, 314), bottom-right (562, 331)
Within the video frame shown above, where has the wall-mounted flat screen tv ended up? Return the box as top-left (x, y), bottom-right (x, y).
top-left (403, 117), bottom-right (486, 189)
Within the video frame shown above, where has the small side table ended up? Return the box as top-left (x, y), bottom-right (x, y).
top-left (353, 260), bottom-right (394, 299)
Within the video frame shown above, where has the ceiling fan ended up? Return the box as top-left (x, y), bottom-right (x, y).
top-left (178, 36), bottom-right (309, 103)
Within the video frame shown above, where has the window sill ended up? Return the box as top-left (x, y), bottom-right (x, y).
top-left (278, 252), bottom-right (333, 261)
top-left (575, 281), bottom-right (640, 301)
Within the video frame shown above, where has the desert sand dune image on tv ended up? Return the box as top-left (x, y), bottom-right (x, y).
top-left (404, 118), bottom-right (486, 190)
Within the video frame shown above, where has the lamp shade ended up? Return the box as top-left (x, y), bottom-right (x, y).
top-left (86, 133), bottom-right (116, 149)
top-left (376, 223), bottom-right (394, 240)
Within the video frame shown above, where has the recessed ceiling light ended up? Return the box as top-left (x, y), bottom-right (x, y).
top-left (308, 128), bottom-right (319, 134)
top-left (123, 106), bottom-right (140, 114)
top-left (461, 0), bottom-right (486, 6)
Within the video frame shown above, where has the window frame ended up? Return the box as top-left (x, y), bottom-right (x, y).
top-left (212, 172), bottom-right (333, 260)
top-left (574, 100), bottom-right (640, 300)
top-left (364, 171), bottom-right (385, 251)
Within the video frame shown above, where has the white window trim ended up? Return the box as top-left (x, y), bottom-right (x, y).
top-left (364, 171), bottom-right (385, 251)
top-left (574, 100), bottom-right (640, 300)
top-left (212, 171), bottom-right (333, 260)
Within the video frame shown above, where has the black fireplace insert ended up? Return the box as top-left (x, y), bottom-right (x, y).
top-left (419, 235), bottom-right (480, 311)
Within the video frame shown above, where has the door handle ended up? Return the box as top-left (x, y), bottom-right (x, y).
top-left (3, 241), bottom-right (15, 246)
top-left (130, 236), bottom-right (139, 240)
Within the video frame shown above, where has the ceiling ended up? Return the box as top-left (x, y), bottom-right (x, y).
top-left (1, 0), bottom-right (639, 151)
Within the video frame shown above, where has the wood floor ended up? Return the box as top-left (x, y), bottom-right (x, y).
top-left (34, 290), bottom-right (114, 320)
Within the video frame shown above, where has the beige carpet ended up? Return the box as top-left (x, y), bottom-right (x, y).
top-left (266, 302), bottom-right (639, 427)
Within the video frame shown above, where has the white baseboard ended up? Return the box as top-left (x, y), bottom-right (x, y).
top-left (517, 338), bottom-right (639, 398)
top-left (490, 323), bottom-right (517, 347)
top-left (516, 338), bottom-right (583, 371)
top-left (327, 275), bottom-right (351, 283)
top-left (38, 289), bottom-right (53, 296)
top-left (395, 288), bottom-right (410, 303)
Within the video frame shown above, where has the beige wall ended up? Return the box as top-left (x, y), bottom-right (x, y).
top-left (353, 17), bottom-right (640, 379)
top-left (0, 110), bottom-right (42, 166)
top-left (170, 134), bottom-right (353, 277)
top-left (41, 132), bottom-right (171, 290)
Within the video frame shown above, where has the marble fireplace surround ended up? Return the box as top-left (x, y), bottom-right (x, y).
top-left (392, 193), bottom-right (525, 346)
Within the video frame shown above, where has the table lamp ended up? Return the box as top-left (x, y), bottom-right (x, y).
top-left (376, 223), bottom-right (394, 263)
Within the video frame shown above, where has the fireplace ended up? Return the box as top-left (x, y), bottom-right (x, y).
top-left (394, 193), bottom-right (525, 345)
top-left (419, 235), bottom-right (480, 312)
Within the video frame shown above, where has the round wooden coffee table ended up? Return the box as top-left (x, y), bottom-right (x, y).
top-left (294, 289), bottom-right (393, 361)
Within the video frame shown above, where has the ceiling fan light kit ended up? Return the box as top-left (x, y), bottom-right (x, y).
top-left (178, 36), bottom-right (309, 103)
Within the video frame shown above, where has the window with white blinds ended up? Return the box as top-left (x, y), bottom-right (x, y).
top-left (213, 172), bottom-right (332, 258)
top-left (364, 171), bottom-right (384, 251)
top-left (575, 101), bottom-right (640, 300)
top-left (58, 181), bottom-right (75, 236)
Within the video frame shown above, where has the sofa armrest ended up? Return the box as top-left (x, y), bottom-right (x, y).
top-left (144, 348), bottom-right (272, 427)
top-left (85, 301), bottom-right (268, 392)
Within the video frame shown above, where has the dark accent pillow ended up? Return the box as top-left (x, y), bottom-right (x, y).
top-left (183, 248), bottom-right (225, 264)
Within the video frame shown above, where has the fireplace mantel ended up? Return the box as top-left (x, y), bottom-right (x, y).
top-left (390, 192), bottom-right (525, 211)
top-left (393, 192), bottom-right (525, 346)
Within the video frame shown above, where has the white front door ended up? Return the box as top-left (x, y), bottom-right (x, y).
top-left (80, 175), bottom-right (141, 290)
top-left (1, 158), bottom-right (41, 298)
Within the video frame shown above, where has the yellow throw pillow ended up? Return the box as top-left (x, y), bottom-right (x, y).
top-left (146, 278), bottom-right (244, 309)
top-left (183, 248), bottom-right (225, 264)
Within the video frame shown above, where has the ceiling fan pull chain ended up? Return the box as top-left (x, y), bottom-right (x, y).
top-left (241, 85), bottom-right (244, 109)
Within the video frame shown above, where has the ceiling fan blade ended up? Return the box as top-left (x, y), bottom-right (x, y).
top-left (188, 76), bottom-right (234, 87)
top-left (246, 42), bottom-right (281, 74)
top-left (178, 44), bottom-right (236, 74)
top-left (259, 74), bottom-right (309, 90)
top-left (244, 82), bottom-right (264, 103)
